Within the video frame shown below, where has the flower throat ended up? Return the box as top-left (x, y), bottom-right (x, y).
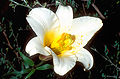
top-left (44, 32), bottom-right (75, 55)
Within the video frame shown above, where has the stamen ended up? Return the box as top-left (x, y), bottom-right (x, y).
top-left (50, 33), bottom-right (75, 55)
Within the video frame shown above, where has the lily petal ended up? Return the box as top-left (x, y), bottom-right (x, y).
top-left (26, 7), bottom-right (60, 43)
top-left (56, 5), bottom-right (73, 30)
top-left (45, 47), bottom-right (76, 76)
top-left (25, 37), bottom-right (50, 56)
top-left (75, 48), bottom-right (93, 70)
top-left (26, 16), bottom-right (45, 43)
top-left (53, 54), bottom-right (77, 75)
top-left (71, 16), bottom-right (103, 47)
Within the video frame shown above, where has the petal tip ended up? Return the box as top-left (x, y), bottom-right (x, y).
top-left (76, 48), bottom-right (94, 71)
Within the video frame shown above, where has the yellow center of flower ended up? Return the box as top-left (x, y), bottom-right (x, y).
top-left (51, 33), bottom-right (75, 55)
top-left (44, 30), bottom-right (75, 56)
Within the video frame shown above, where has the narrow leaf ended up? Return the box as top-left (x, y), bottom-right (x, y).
top-left (25, 69), bottom-right (35, 79)
top-left (36, 64), bottom-right (53, 70)
top-left (19, 52), bottom-right (34, 66)
top-left (21, 68), bottom-right (31, 74)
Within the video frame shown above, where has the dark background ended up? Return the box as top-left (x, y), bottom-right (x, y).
top-left (0, 0), bottom-right (120, 79)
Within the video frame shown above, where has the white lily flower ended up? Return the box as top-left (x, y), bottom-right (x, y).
top-left (25, 5), bottom-right (103, 76)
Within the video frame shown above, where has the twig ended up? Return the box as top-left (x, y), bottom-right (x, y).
top-left (3, 30), bottom-right (13, 49)
top-left (91, 47), bottom-right (120, 71)
top-left (3, 30), bottom-right (20, 63)
top-left (35, 0), bottom-right (42, 7)
top-left (81, 0), bottom-right (89, 1)
top-left (93, 0), bottom-right (96, 3)
top-left (92, 3), bottom-right (105, 19)
top-left (23, 0), bottom-right (28, 5)
top-left (47, 3), bottom-right (56, 7)
top-left (10, 0), bottom-right (32, 9)
top-left (82, 3), bottom-right (87, 15)
top-left (106, 75), bottom-right (117, 78)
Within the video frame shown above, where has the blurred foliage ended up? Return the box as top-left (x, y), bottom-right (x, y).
top-left (0, 0), bottom-right (120, 79)
top-left (91, 35), bottom-right (120, 79)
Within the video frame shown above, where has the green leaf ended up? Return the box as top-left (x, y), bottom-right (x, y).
top-left (10, 76), bottom-right (18, 79)
top-left (21, 68), bottom-right (31, 74)
top-left (87, 0), bottom-right (91, 9)
top-left (116, 1), bottom-right (120, 4)
top-left (36, 64), bottom-right (53, 70)
top-left (117, 51), bottom-right (120, 56)
top-left (25, 69), bottom-right (35, 79)
top-left (24, 62), bottom-right (30, 69)
top-left (19, 52), bottom-right (34, 66)
top-left (9, 31), bottom-right (13, 38)
top-left (104, 45), bottom-right (108, 56)
top-left (102, 73), bottom-right (105, 77)
top-left (0, 26), bottom-right (2, 32)
top-left (3, 70), bottom-right (21, 77)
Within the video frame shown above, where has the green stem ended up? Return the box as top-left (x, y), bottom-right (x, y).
top-left (10, 0), bottom-right (32, 9)
top-left (34, 61), bottom-right (45, 68)
top-left (38, 61), bottom-right (44, 66)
